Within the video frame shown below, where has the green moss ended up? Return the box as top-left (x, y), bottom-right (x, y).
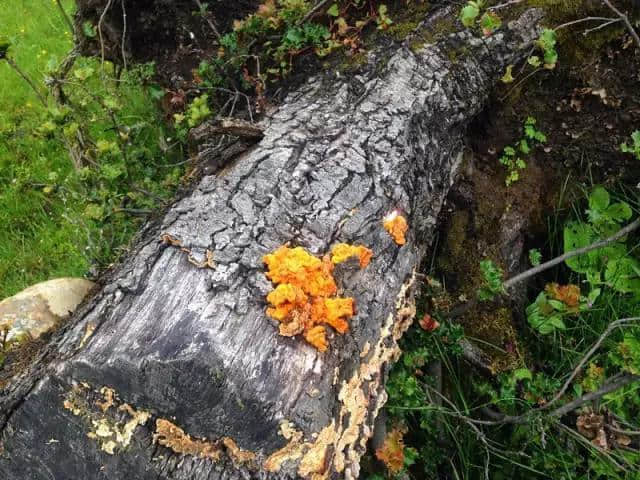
top-left (409, 16), bottom-right (456, 52)
top-left (335, 51), bottom-right (368, 73)
top-left (464, 306), bottom-right (521, 373)
top-left (446, 211), bottom-right (470, 259)
top-left (447, 45), bottom-right (470, 64)
top-left (526, 0), bottom-right (589, 24)
top-left (387, 0), bottom-right (432, 41)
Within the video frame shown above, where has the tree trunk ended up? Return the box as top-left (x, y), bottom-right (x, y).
top-left (0, 8), bottom-right (542, 479)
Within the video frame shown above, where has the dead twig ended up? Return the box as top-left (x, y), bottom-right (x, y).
top-left (300, 0), bottom-right (333, 25)
top-left (120, 0), bottom-right (128, 70)
top-left (98, 0), bottom-right (115, 73)
top-left (478, 373), bottom-right (640, 425)
top-left (504, 217), bottom-right (640, 290)
top-left (554, 16), bottom-right (620, 31)
top-left (446, 217), bottom-right (640, 320)
top-left (3, 57), bottom-right (47, 106)
top-left (582, 18), bottom-right (623, 36)
top-left (544, 317), bottom-right (640, 410)
top-left (602, 0), bottom-right (640, 50)
top-left (551, 373), bottom-right (640, 418)
top-left (193, 0), bottom-right (223, 42)
top-left (487, 0), bottom-right (524, 11)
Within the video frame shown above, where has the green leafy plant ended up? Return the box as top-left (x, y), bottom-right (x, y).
top-left (564, 186), bottom-right (638, 292)
top-left (621, 130), bottom-right (640, 160)
top-left (460, 0), bottom-right (483, 28)
top-left (499, 116), bottom-right (546, 186)
top-left (459, 1), bottom-right (502, 36)
top-left (376, 4), bottom-right (393, 30)
top-left (477, 259), bottom-right (505, 301)
top-left (528, 248), bottom-right (542, 266)
top-left (610, 331), bottom-right (640, 375)
top-left (536, 28), bottom-right (558, 69)
top-left (526, 284), bottom-right (600, 335)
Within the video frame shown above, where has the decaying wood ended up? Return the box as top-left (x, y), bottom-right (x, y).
top-left (0, 8), bottom-right (542, 480)
top-left (190, 118), bottom-right (265, 141)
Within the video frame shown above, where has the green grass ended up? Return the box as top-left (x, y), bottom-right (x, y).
top-left (0, 0), bottom-right (85, 298)
top-left (0, 1), bottom-right (182, 298)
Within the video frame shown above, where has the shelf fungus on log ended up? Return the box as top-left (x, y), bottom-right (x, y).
top-left (0, 5), bottom-right (542, 480)
top-left (263, 244), bottom-right (372, 351)
top-left (383, 210), bottom-right (409, 246)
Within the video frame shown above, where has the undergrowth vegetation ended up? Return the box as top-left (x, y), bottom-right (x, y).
top-left (0, 1), bottom-right (182, 298)
top-left (379, 185), bottom-right (640, 479)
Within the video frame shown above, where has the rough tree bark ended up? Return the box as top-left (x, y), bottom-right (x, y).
top-left (0, 7), bottom-right (542, 480)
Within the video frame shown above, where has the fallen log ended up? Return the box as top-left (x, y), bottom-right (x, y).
top-left (0, 7), bottom-right (542, 479)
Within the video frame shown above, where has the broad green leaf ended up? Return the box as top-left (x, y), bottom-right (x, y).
top-left (605, 257), bottom-right (640, 294)
top-left (528, 55), bottom-right (541, 67)
top-left (84, 203), bottom-right (104, 220)
top-left (480, 11), bottom-right (502, 35)
top-left (82, 21), bottom-right (97, 38)
top-left (513, 368), bottom-right (533, 381)
top-left (587, 288), bottom-right (601, 304)
top-left (543, 50), bottom-right (558, 69)
top-left (605, 202), bottom-right (632, 223)
top-left (327, 3), bottom-right (340, 16)
top-left (564, 221), bottom-right (595, 273)
top-left (548, 299), bottom-right (566, 311)
top-left (460, 3), bottom-right (480, 28)
top-left (549, 316), bottom-right (566, 330)
top-left (588, 186), bottom-right (610, 213)
top-left (537, 28), bottom-right (557, 50)
top-left (501, 65), bottom-right (514, 83)
top-left (538, 322), bottom-right (555, 335)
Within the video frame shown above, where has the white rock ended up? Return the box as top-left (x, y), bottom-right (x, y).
top-left (0, 278), bottom-right (94, 343)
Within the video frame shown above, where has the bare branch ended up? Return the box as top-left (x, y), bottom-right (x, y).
top-left (193, 0), bottom-right (223, 42)
top-left (545, 317), bottom-right (640, 409)
top-left (120, 0), bottom-right (128, 70)
top-left (478, 373), bottom-right (640, 425)
top-left (602, 0), bottom-right (640, 50)
top-left (551, 373), bottom-right (640, 418)
top-left (3, 57), bottom-right (47, 106)
top-left (554, 16), bottom-right (620, 31)
top-left (487, 0), bottom-right (524, 11)
top-left (300, 0), bottom-right (333, 25)
top-left (504, 217), bottom-right (640, 291)
top-left (98, 0), bottom-right (115, 71)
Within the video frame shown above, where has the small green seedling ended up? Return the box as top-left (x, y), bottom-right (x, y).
top-left (499, 117), bottom-right (546, 186)
top-left (620, 130), bottom-right (640, 161)
top-left (528, 249), bottom-right (542, 266)
top-left (477, 259), bottom-right (505, 301)
top-left (460, 1), bottom-right (502, 36)
top-left (536, 28), bottom-right (558, 69)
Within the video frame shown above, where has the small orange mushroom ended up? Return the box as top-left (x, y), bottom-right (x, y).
top-left (383, 210), bottom-right (408, 246)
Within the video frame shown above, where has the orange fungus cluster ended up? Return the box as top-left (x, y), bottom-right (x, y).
top-left (383, 210), bottom-right (408, 246)
top-left (263, 244), bottom-right (372, 352)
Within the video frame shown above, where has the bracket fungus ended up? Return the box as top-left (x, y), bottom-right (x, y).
top-left (383, 210), bottom-right (408, 246)
top-left (263, 244), bottom-right (372, 352)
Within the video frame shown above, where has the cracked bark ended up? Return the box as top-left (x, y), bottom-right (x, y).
top-left (0, 8), bottom-right (542, 480)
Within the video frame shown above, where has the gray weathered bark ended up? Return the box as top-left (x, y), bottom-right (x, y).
top-left (0, 8), bottom-right (541, 479)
